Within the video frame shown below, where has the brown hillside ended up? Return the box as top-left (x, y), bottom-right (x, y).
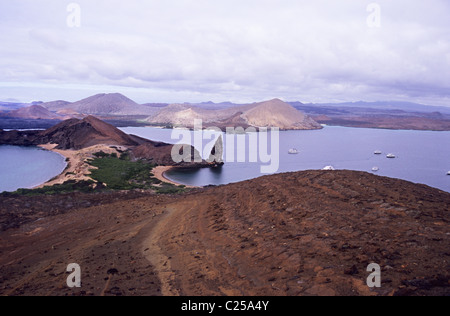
top-left (38, 116), bottom-right (140, 150)
top-left (144, 170), bottom-right (450, 296)
top-left (0, 170), bottom-right (448, 296)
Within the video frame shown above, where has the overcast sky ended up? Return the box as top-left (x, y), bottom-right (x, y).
top-left (0, 0), bottom-right (449, 106)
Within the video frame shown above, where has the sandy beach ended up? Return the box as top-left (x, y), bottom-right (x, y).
top-left (152, 166), bottom-right (198, 188)
top-left (37, 144), bottom-right (198, 189)
top-left (36, 144), bottom-right (125, 188)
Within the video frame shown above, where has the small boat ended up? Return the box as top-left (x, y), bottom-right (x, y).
top-left (386, 154), bottom-right (396, 159)
top-left (374, 150), bottom-right (382, 155)
top-left (288, 148), bottom-right (299, 155)
top-left (372, 167), bottom-right (379, 172)
top-left (447, 171), bottom-right (450, 176)
top-left (323, 166), bottom-right (335, 171)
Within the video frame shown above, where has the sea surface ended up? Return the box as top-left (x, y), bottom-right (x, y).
top-left (121, 126), bottom-right (450, 193)
top-left (1, 127), bottom-right (447, 193)
top-left (0, 145), bottom-right (67, 192)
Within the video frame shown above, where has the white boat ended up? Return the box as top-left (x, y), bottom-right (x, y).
top-left (323, 166), bottom-right (335, 171)
top-left (447, 171), bottom-right (450, 176)
top-left (288, 148), bottom-right (299, 154)
top-left (386, 154), bottom-right (396, 159)
top-left (372, 167), bottom-right (379, 172)
top-left (374, 150), bottom-right (382, 155)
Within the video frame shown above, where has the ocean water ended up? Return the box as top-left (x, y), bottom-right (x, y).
top-left (121, 126), bottom-right (450, 193)
top-left (0, 146), bottom-right (67, 192)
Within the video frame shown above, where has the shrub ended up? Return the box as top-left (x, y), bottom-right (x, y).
top-left (88, 156), bottom-right (155, 190)
top-left (93, 151), bottom-right (109, 158)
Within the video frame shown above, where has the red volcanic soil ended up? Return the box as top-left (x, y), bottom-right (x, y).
top-left (0, 170), bottom-right (449, 296)
top-left (39, 116), bottom-right (141, 150)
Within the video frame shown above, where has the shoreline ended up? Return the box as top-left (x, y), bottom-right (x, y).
top-left (35, 144), bottom-right (123, 189)
top-left (36, 144), bottom-right (88, 188)
top-left (152, 166), bottom-right (199, 189)
top-left (38, 144), bottom-right (201, 190)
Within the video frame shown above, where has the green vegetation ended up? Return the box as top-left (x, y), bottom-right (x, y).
top-left (93, 151), bottom-right (110, 158)
top-left (119, 151), bottom-right (131, 161)
top-left (154, 183), bottom-right (186, 195)
top-left (88, 152), bottom-right (188, 193)
top-left (1, 151), bottom-right (188, 196)
top-left (1, 180), bottom-right (98, 197)
top-left (88, 152), bottom-right (160, 190)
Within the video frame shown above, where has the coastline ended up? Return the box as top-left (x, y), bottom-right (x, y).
top-left (35, 144), bottom-right (121, 189)
top-left (37, 144), bottom-right (200, 190)
top-left (152, 166), bottom-right (199, 189)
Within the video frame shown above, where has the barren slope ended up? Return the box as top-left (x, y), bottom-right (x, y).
top-left (0, 170), bottom-right (448, 296)
top-left (146, 170), bottom-right (450, 296)
top-left (38, 116), bottom-right (140, 150)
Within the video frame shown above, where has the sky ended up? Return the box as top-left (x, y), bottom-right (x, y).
top-left (0, 0), bottom-right (449, 106)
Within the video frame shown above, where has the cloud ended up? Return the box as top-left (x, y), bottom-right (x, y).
top-left (0, 0), bottom-right (449, 105)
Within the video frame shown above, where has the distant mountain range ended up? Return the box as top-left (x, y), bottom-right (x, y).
top-left (1, 94), bottom-right (323, 130)
top-left (1, 93), bottom-right (449, 131)
top-left (146, 99), bottom-right (322, 130)
top-left (2, 95), bottom-right (450, 114)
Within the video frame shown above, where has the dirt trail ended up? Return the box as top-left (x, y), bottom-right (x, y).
top-left (0, 194), bottom-right (175, 296)
top-left (143, 202), bottom-right (183, 296)
top-left (1, 170), bottom-right (449, 296)
top-left (145, 195), bottom-right (255, 296)
top-left (141, 171), bottom-right (450, 296)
